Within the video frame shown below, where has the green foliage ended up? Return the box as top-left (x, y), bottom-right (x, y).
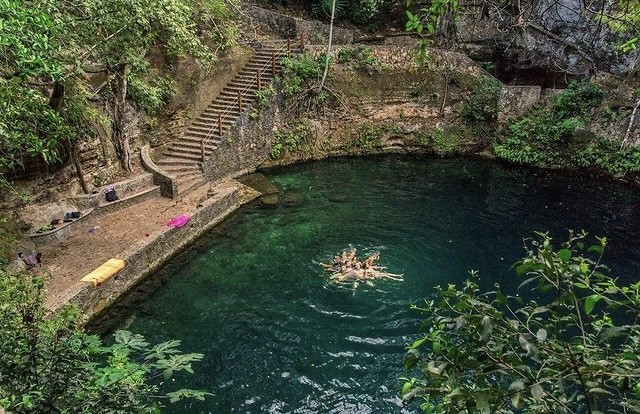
top-left (406, 0), bottom-right (459, 51)
top-left (0, 0), bottom-right (64, 80)
top-left (312, 0), bottom-right (347, 20)
top-left (336, 45), bottom-right (378, 68)
top-left (460, 76), bottom-right (502, 124)
top-left (403, 231), bottom-right (640, 413)
top-left (353, 123), bottom-right (399, 149)
top-left (492, 82), bottom-right (639, 174)
top-left (0, 0), bottom-right (236, 178)
top-left (416, 126), bottom-right (464, 154)
top-left (280, 54), bottom-right (325, 99)
top-left (0, 213), bottom-right (20, 263)
top-left (0, 79), bottom-right (67, 170)
top-left (0, 269), bottom-right (209, 413)
top-left (249, 85), bottom-right (276, 119)
top-left (128, 76), bottom-right (175, 114)
top-left (270, 121), bottom-right (312, 159)
top-left (351, 0), bottom-right (385, 25)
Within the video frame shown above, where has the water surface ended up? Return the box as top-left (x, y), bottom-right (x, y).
top-left (116, 156), bottom-right (640, 413)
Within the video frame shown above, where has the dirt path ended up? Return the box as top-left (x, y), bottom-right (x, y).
top-left (41, 180), bottom-right (250, 312)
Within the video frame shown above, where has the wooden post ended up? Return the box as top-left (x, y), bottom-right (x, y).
top-left (218, 114), bottom-right (222, 136)
top-left (237, 90), bottom-right (242, 112)
top-left (300, 31), bottom-right (305, 50)
top-left (257, 69), bottom-right (261, 90)
top-left (200, 138), bottom-right (205, 162)
top-left (271, 52), bottom-right (276, 75)
top-left (287, 39), bottom-right (291, 55)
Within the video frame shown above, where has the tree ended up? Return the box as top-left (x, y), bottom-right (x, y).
top-left (402, 232), bottom-right (640, 414)
top-left (59, 0), bottom-right (221, 172)
top-left (0, 269), bottom-right (209, 413)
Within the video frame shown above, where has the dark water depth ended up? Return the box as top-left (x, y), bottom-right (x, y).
top-left (114, 157), bottom-right (640, 413)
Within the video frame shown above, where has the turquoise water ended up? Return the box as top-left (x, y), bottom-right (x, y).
top-left (114, 156), bottom-right (640, 413)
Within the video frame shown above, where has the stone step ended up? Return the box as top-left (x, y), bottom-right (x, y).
top-left (165, 145), bottom-right (214, 158)
top-left (155, 159), bottom-right (200, 168)
top-left (177, 140), bottom-right (220, 151)
top-left (203, 104), bottom-right (243, 115)
top-left (191, 118), bottom-right (235, 129)
top-left (183, 129), bottom-right (222, 140)
top-left (157, 164), bottom-right (200, 174)
top-left (177, 174), bottom-right (207, 195)
top-left (162, 150), bottom-right (207, 162)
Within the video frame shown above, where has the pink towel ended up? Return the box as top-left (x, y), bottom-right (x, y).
top-left (166, 214), bottom-right (190, 228)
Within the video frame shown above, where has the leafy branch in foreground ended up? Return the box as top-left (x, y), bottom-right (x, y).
top-left (403, 231), bottom-right (640, 414)
top-left (0, 270), bottom-right (209, 413)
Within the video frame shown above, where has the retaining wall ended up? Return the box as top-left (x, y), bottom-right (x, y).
top-left (65, 183), bottom-right (256, 322)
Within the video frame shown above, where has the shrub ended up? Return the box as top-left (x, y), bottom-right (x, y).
top-left (491, 81), bottom-right (640, 175)
top-left (270, 120), bottom-right (312, 159)
top-left (460, 76), bottom-right (502, 124)
top-left (0, 269), bottom-right (208, 413)
top-left (403, 232), bottom-right (640, 413)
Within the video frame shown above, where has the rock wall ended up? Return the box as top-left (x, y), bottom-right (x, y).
top-left (246, 4), bottom-right (354, 44)
top-left (202, 88), bottom-right (281, 182)
top-left (456, 0), bottom-right (639, 83)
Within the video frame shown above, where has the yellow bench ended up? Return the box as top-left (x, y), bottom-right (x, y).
top-left (80, 258), bottom-right (126, 287)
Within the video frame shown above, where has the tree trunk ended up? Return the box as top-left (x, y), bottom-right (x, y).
top-left (66, 140), bottom-right (89, 194)
top-left (48, 81), bottom-right (89, 193)
top-left (318, 0), bottom-right (336, 92)
top-left (112, 63), bottom-right (132, 172)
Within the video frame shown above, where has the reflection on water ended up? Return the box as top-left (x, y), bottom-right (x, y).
top-left (113, 156), bottom-right (640, 413)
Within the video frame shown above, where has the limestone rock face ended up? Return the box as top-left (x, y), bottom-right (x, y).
top-left (457, 0), bottom-right (639, 84)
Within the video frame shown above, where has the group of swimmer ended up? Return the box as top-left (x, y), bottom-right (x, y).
top-left (321, 247), bottom-right (403, 283)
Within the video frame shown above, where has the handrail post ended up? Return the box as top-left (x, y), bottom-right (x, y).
top-left (200, 138), bottom-right (205, 162)
top-left (271, 52), bottom-right (276, 75)
top-left (287, 39), bottom-right (291, 56)
top-left (237, 90), bottom-right (243, 112)
top-left (300, 31), bottom-right (305, 50)
top-left (218, 114), bottom-right (222, 136)
top-left (257, 69), bottom-right (261, 90)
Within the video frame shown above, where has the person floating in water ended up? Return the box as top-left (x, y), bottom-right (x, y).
top-left (321, 249), bottom-right (402, 283)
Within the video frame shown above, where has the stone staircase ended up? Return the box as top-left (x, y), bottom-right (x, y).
top-left (154, 40), bottom-right (297, 195)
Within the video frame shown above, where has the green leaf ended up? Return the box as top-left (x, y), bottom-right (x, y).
top-left (584, 294), bottom-right (602, 315)
top-left (557, 248), bottom-right (571, 262)
top-left (411, 337), bottom-right (427, 349)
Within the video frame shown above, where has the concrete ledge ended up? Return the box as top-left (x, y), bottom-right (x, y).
top-left (141, 145), bottom-right (178, 198)
top-left (94, 186), bottom-right (161, 216)
top-left (69, 173), bottom-right (157, 208)
top-left (61, 181), bottom-right (258, 322)
top-left (29, 209), bottom-right (94, 247)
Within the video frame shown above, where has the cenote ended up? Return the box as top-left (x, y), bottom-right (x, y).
top-left (106, 156), bottom-right (640, 413)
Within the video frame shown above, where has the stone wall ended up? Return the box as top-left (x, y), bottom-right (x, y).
top-left (498, 85), bottom-right (542, 121)
top-left (65, 183), bottom-right (256, 322)
top-left (202, 90), bottom-right (280, 182)
top-left (306, 45), bottom-right (487, 77)
top-left (246, 5), bottom-right (354, 45)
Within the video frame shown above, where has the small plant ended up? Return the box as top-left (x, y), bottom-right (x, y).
top-left (280, 54), bottom-right (324, 99)
top-left (353, 123), bottom-right (400, 149)
top-left (270, 121), bottom-right (313, 159)
top-left (460, 76), bottom-right (502, 124)
top-left (416, 126), bottom-right (464, 154)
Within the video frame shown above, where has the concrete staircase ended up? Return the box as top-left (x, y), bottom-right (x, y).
top-left (155, 40), bottom-right (296, 195)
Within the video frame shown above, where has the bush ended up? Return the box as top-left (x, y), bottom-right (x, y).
top-left (491, 81), bottom-right (640, 175)
top-left (280, 54), bottom-right (324, 99)
top-left (270, 120), bottom-right (313, 159)
top-left (403, 232), bottom-right (640, 413)
top-left (460, 76), bottom-right (502, 124)
top-left (0, 269), bottom-right (208, 413)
